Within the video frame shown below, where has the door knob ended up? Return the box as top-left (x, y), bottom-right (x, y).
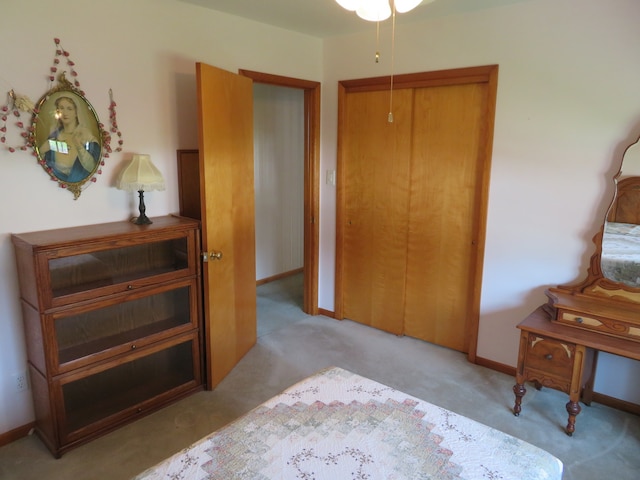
top-left (201, 251), bottom-right (223, 262)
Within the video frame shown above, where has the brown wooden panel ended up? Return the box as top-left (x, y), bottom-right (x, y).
top-left (341, 89), bottom-right (413, 335)
top-left (336, 66), bottom-right (497, 356)
top-left (403, 83), bottom-right (486, 352)
top-left (196, 62), bottom-right (257, 387)
top-left (177, 149), bottom-right (201, 220)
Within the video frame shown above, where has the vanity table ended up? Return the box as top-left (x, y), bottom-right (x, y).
top-left (514, 306), bottom-right (640, 435)
top-left (513, 135), bottom-right (640, 435)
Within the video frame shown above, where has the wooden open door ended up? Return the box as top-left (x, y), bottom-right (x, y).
top-left (196, 62), bottom-right (257, 388)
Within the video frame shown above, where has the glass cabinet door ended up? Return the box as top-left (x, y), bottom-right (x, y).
top-left (60, 336), bottom-right (199, 440)
top-left (47, 236), bottom-right (191, 303)
top-left (52, 280), bottom-right (197, 373)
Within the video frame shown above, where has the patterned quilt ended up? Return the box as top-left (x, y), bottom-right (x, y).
top-left (133, 367), bottom-right (562, 480)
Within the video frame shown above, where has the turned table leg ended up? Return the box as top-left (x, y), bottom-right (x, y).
top-left (565, 399), bottom-right (581, 436)
top-left (513, 383), bottom-right (526, 416)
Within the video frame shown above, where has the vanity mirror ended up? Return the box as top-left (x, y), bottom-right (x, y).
top-left (545, 133), bottom-right (640, 342)
top-left (601, 137), bottom-right (640, 288)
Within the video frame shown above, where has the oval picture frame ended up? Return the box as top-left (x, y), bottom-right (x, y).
top-left (32, 73), bottom-right (104, 199)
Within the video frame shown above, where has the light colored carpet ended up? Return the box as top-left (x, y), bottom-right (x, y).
top-left (0, 273), bottom-right (638, 480)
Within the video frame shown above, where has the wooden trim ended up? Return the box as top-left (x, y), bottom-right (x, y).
top-left (339, 65), bottom-right (499, 93)
top-left (256, 268), bottom-right (303, 286)
top-left (592, 391), bottom-right (640, 416)
top-left (318, 308), bottom-right (336, 319)
top-left (466, 64), bottom-right (499, 363)
top-left (303, 82), bottom-right (321, 316)
top-left (239, 69), bottom-right (321, 316)
top-left (0, 422), bottom-right (35, 448)
top-left (475, 355), bottom-right (515, 377)
top-left (334, 81), bottom-right (347, 320)
top-left (239, 69), bottom-right (320, 89)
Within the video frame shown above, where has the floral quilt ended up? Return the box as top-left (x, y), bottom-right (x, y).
top-left (133, 367), bottom-right (562, 480)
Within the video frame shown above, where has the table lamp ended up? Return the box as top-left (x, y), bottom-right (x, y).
top-left (116, 154), bottom-right (165, 225)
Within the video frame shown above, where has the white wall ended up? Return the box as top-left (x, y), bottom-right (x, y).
top-left (254, 84), bottom-right (305, 280)
top-left (0, 0), bottom-right (321, 435)
top-left (320, 0), bottom-right (640, 402)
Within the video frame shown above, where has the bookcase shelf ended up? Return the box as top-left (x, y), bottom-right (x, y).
top-left (12, 215), bottom-right (203, 457)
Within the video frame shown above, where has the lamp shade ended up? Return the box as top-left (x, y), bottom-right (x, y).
top-left (116, 154), bottom-right (166, 192)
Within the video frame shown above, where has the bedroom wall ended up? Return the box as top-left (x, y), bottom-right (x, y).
top-left (320, 0), bottom-right (640, 403)
top-left (0, 0), bottom-right (321, 436)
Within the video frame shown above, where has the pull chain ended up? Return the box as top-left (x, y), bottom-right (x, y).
top-left (388, 4), bottom-right (396, 123)
top-left (375, 20), bottom-right (380, 63)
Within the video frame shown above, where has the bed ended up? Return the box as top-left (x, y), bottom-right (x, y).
top-left (133, 367), bottom-right (562, 480)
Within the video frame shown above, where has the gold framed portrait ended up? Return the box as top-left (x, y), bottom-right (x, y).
top-left (32, 73), bottom-right (104, 198)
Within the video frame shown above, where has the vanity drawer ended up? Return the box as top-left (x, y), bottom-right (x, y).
top-left (524, 334), bottom-right (575, 380)
top-left (555, 309), bottom-right (640, 342)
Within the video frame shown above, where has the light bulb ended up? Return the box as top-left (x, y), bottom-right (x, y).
top-left (357, 0), bottom-right (391, 21)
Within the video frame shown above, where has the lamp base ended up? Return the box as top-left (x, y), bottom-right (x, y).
top-left (131, 214), bottom-right (152, 225)
top-left (132, 190), bottom-right (153, 225)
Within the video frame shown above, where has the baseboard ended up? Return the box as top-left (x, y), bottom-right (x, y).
top-left (0, 422), bottom-right (35, 448)
top-left (474, 356), bottom-right (515, 376)
top-left (256, 268), bottom-right (303, 286)
top-left (474, 355), bottom-right (640, 416)
top-left (591, 392), bottom-right (640, 416)
top-left (317, 308), bottom-right (335, 318)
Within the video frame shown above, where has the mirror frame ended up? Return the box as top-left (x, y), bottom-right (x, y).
top-left (562, 135), bottom-right (640, 303)
top-left (31, 73), bottom-right (104, 199)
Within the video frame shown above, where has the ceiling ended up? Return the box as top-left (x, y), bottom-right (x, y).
top-left (180, 0), bottom-right (530, 38)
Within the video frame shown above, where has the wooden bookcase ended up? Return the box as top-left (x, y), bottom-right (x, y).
top-left (11, 215), bottom-right (203, 457)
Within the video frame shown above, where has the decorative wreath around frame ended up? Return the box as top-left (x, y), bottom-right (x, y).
top-left (0, 38), bottom-right (123, 199)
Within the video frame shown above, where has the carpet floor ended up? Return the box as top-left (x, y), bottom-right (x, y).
top-left (0, 273), bottom-right (638, 479)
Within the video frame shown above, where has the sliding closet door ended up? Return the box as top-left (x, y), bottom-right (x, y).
top-left (341, 88), bottom-right (413, 335)
top-left (337, 66), bottom-right (497, 357)
top-left (403, 83), bottom-right (487, 352)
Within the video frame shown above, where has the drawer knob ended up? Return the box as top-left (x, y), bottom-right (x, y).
top-left (545, 354), bottom-right (553, 360)
top-left (127, 285), bottom-right (133, 290)
top-left (131, 344), bottom-right (137, 350)
top-left (575, 317), bottom-right (583, 323)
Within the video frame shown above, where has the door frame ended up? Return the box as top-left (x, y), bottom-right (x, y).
top-left (335, 65), bottom-right (499, 362)
top-left (239, 70), bottom-right (321, 315)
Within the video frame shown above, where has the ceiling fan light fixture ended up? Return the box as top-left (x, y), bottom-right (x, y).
top-left (336, 1), bottom-right (428, 21)
top-left (335, 0), bottom-right (360, 11)
top-left (356, 0), bottom-right (392, 22)
top-left (394, 0), bottom-right (424, 14)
